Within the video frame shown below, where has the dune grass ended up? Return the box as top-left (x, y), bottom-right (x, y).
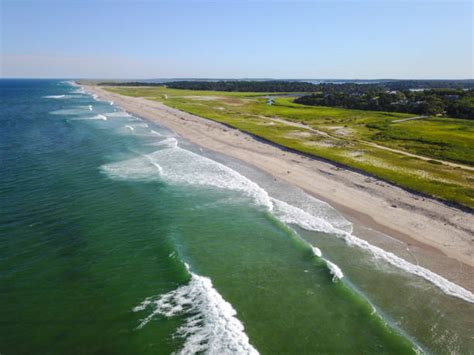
top-left (105, 86), bottom-right (474, 208)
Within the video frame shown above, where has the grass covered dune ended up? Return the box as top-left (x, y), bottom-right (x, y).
top-left (105, 85), bottom-right (474, 209)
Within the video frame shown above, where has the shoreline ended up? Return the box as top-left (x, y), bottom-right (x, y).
top-left (82, 84), bottom-right (474, 293)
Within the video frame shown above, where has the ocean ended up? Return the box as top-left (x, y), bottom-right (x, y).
top-left (0, 79), bottom-right (473, 354)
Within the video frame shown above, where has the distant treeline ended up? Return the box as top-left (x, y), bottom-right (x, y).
top-left (99, 80), bottom-right (474, 118)
top-left (166, 81), bottom-right (317, 92)
top-left (295, 89), bottom-right (474, 119)
top-left (98, 81), bottom-right (165, 87)
top-left (99, 79), bottom-right (474, 92)
top-left (384, 80), bottom-right (474, 90)
top-left (99, 80), bottom-right (315, 91)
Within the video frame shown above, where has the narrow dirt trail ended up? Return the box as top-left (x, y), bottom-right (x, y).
top-left (359, 140), bottom-right (474, 171)
top-left (392, 115), bottom-right (428, 123)
top-left (264, 116), bottom-right (474, 172)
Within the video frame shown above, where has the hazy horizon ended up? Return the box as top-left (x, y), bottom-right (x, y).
top-left (1, 77), bottom-right (474, 80)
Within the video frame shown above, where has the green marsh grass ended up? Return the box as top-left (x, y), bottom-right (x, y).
top-left (105, 86), bottom-right (474, 208)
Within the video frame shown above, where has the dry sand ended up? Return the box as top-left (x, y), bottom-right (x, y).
top-left (84, 85), bottom-right (474, 292)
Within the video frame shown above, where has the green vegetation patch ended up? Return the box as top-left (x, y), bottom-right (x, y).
top-left (372, 118), bottom-right (474, 165)
top-left (104, 86), bottom-right (474, 208)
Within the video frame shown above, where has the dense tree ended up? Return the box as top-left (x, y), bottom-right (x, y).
top-left (295, 89), bottom-right (474, 119)
top-left (165, 81), bottom-right (318, 92)
top-left (99, 80), bottom-right (474, 119)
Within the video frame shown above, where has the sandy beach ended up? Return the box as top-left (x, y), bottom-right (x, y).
top-left (83, 84), bottom-right (474, 292)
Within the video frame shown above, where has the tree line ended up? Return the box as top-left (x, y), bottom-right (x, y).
top-left (294, 89), bottom-right (474, 119)
top-left (98, 80), bottom-right (474, 119)
top-left (98, 81), bottom-right (165, 86)
top-left (164, 80), bottom-right (318, 92)
top-left (99, 79), bottom-right (474, 92)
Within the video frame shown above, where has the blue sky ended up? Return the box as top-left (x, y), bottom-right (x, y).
top-left (1, 0), bottom-right (472, 79)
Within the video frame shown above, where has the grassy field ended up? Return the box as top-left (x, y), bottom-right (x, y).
top-left (105, 86), bottom-right (474, 208)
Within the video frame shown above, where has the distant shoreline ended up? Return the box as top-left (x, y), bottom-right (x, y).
top-left (81, 83), bottom-right (474, 293)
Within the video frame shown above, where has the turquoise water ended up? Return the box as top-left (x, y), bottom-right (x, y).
top-left (1, 80), bottom-right (473, 354)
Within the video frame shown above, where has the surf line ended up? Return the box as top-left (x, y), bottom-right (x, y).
top-left (270, 196), bottom-right (474, 303)
top-left (133, 263), bottom-right (259, 354)
top-left (95, 89), bottom-right (474, 304)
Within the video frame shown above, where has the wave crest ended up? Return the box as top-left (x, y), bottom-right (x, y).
top-left (102, 145), bottom-right (474, 303)
top-left (101, 145), bottom-right (273, 210)
top-left (275, 198), bottom-right (474, 303)
top-left (133, 266), bottom-right (259, 354)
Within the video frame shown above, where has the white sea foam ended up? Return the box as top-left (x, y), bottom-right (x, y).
top-left (274, 198), bottom-right (474, 303)
top-left (103, 154), bottom-right (162, 180)
top-left (88, 105), bottom-right (93, 111)
top-left (150, 130), bottom-right (162, 136)
top-left (311, 246), bottom-right (322, 257)
top-left (89, 93), bottom-right (112, 104)
top-left (280, 204), bottom-right (343, 282)
top-left (104, 111), bottom-right (132, 118)
top-left (50, 107), bottom-right (93, 116)
top-left (71, 114), bottom-right (107, 121)
top-left (283, 194), bottom-right (352, 234)
top-left (150, 147), bottom-right (273, 209)
top-left (43, 95), bottom-right (66, 99)
top-left (323, 258), bottom-right (344, 281)
top-left (94, 114), bottom-right (108, 121)
top-left (149, 137), bottom-right (178, 148)
top-left (134, 123), bottom-right (149, 128)
top-left (110, 100), bottom-right (114, 105)
top-left (133, 265), bottom-right (259, 355)
top-left (102, 145), bottom-right (273, 210)
top-left (124, 125), bottom-right (135, 131)
top-left (143, 155), bottom-right (163, 175)
top-left (338, 232), bottom-right (474, 303)
top-left (102, 145), bottom-right (474, 303)
top-left (65, 80), bottom-right (79, 87)
top-left (271, 198), bottom-right (337, 234)
top-left (44, 94), bottom-right (82, 99)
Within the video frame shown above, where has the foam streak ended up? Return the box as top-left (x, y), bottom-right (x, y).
top-left (133, 266), bottom-right (259, 354)
top-left (273, 198), bottom-right (474, 303)
top-left (102, 146), bottom-right (474, 303)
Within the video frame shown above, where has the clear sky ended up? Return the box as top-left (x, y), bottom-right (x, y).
top-left (1, 0), bottom-right (472, 79)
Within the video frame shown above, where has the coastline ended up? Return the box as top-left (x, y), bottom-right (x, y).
top-left (82, 84), bottom-right (474, 293)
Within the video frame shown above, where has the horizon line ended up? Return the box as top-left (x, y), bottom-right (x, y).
top-left (1, 77), bottom-right (474, 81)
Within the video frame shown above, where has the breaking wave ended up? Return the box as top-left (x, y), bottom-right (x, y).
top-left (72, 88), bottom-right (86, 94)
top-left (272, 198), bottom-right (337, 235)
top-left (101, 144), bottom-right (272, 209)
top-left (43, 95), bottom-right (66, 99)
top-left (324, 258), bottom-right (344, 281)
top-left (44, 94), bottom-right (83, 99)
top-left (104, 111), bottom-right (132, 118)
top-left (70, 114), bottom-right (108, 121)
top-left (274, 198), bottom-right (474, 303)
top-left (310, 246), bottom-right (344, 281)
top-left (149, 137), bottom-right (178, 148)
top-left (102, 142), bottom-right (474, 303)
top-left (133, 264), bottom-right (259, 354)
top-left (90, 114), bottom-right (107, 121)
top-left (50, 107), bottom-right (93, 116)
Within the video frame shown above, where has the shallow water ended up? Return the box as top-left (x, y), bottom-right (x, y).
top-left (0, 79), bottom-right (473, 354)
